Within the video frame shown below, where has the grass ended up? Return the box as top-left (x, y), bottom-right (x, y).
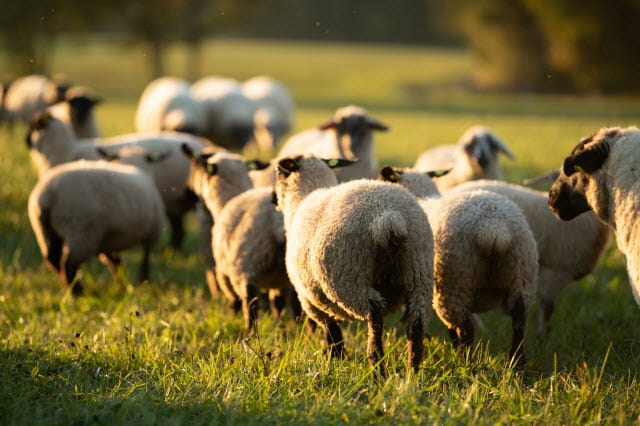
top-left (1, 37), bottom-right (640, 425)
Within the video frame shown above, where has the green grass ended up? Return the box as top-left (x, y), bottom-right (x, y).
top-left (2, 37), bottom-right (640, 425)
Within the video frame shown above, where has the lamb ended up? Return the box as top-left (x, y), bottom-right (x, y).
top-left (2, 74), bottom-right (68, 131)
top-left (28, 160), bottom-right (165, 295)
top-left (276, 105), bottom-right (388, 184)
top-left (25, 111), bottom-right (213, 250)
top-left (134, 77), bottom-right (206, 135)
top-left (413, 126), bottom-right (515, 191)
top-left (47, 85), bottom-right (102, 138)
top-left (450, 179), bottom-right (610, 333)
top-left (548, 126), bottom-right (640, 306)
top-left (191, 76), bottom-right (257, 151)
top-left (379, 167), bottom-right (538, 365)
top-left (241, 76), bottom-right (295, 157)
top-left (274, 155), bottom-right (434, 374)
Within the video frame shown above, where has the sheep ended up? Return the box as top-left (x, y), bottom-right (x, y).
top-left (276, 105), bottom-right (389, 183)
top-left (134, 76), bottom-right (206, 135)
top-left (450, 179), bottom-right (611, 333)
top-left (25, 111), bottom-right (213, 250)
top-left (241, 76), bottom-right (295, 157)
top-left (3, 74), bottom-right (68, 131)
top-left (379, 167), bottom-right (538, 365)
top-left (413, 126), bottom-right (515, 191)
top-left (47, 85), bottom-right (102, 138)
top-left (274, 155), bottom-right (434, 374)
top-left (548, 126), bottom-right (640, 306)
top-left (28, 159), bottom-right (166, 296)
top-left (191, 76), bottom-right (257, 151)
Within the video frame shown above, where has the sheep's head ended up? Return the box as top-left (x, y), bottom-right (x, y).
top-left (318, 105), bottom-right (388, 160)
top-left (274, 155), bottom-right (356, 209)
top-left (65, 86), bottom-right (102, 126)
top-left (25, 111), bottom-right (74, 151)
top-left (458, 126), bottom-right (514, 177)
top-left (379, 166), bottom-right (447, 198)
top-left (548, 128), bottom-right (619, 221)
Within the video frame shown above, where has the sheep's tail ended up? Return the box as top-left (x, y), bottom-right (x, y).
top-left (370, 210), bottom-right (408, 249)
top-left (476, 217), bottom-right (512, 255)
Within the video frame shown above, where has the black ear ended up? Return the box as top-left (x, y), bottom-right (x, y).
top-left (318, 118), bottom-right (338, 130)
top-left (563, 140), bottom-right (611, 176)
top-left (96, 147), bottom-right (119, 161)
top-left (321, 158), bottom-right (358, 169)
top-left (380, 166), bottom-right (401, 182)
top-left (276, 157), bottom-right (300, 177)
top-left (426, 169), bottom-right (451, 178)
top-left (366, 117), bottom-right (389, 132)
top-left (271, 190), bottom-right (278, 206)
top-left (245, 159), bottom-right (270, 171)
top-left (29, 111), bottom-right (52, 131)
top-left (181, 143), bottom-right (197, 159)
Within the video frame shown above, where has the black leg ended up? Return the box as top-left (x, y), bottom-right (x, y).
top-left (367, 300), bottom-right (386, 377)
top-left (168, 213), bottom-right (185, 250)
top-left (61, 249), bottom-right (83, 296)
top-left (269, 289), bottom-right (286, 320)
top-left (243, 282), bottom-right (259, 331)
top-left (138, 244), bottom-right (151, 283)
top-left (510, 296), bottom-right (527, 367)
top-left (325, 320), bottom-right (345, 359)
top-left (407, 319), bottom-right (424, 372)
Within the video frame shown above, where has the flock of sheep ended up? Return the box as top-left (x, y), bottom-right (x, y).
top-left (2, 72), bottom-right (639, 375)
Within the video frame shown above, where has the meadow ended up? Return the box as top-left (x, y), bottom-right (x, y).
top-left (1, 37), bottom-right (640, 425)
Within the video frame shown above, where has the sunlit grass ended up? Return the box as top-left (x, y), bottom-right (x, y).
top-left (1, 37), bottom-right (640, 424)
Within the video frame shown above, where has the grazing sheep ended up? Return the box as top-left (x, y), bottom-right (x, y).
top-left (47, 85), bottom-right (102, 138)
top-left (242, 76), bottom-right (295, 156)
top-left (274, 156), bottom-right (434, 374)
top-left (25, 111), bottom-right (212, 250)
top-left (414, 126), bottom-right (515, 191)
top-left (549, 126), bottom-right (640, 306)
top-left (380, 167), bottom-right (538, 364)
top-left (135, 76), bottom-right (206, 135)
top-left (28, 160), bottom-right (165, 295)
top-left (451, 179), bottom-right (610, 333)
top-left (191, 76), bottom-right (256, 151)
top-left (3, 74), bottom-right (68, 131)
top-left (276, 105), bottom-right (389, 183)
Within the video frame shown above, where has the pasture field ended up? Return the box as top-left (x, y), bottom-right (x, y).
top-left (1, 37), bottom-right (640, 424)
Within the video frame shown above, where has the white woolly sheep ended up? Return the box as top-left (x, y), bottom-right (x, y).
top-left (47, 85), bottom-right (102, 138)
top-left (191, 76), bottom-right (257, 151)
top-left (379, 167), bottom-right (538, 365)
top-left (549, 126), bottom-right (640, 306)
top-left (274, 155), bottom-right (434, 374)
top-left (3, 74), bottom-right (68, 131)
top-left (135, 77), bottom-right (207, 136)
top-left (28, 160), bottom-right (165, 295)
top-left (241, 76), bottom-right (295, 157)
top-left (276, 105), bottom-right (389, 183)
top-left (25, 111), bottom-right (213, 250)
top-left (450, 179), bottom-right (610, 333)
top-left (413, 126), bottom-right (515, 191)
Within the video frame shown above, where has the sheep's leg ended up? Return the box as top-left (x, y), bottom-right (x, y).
top-left (537, 298), bottom-right (554, 335)
top-left (509, 296), bottom-right (527, 367)
top-left (243, 281), bottom-right (259, 331)
top-left (288, 288), bottom-right (316, 331)
top-left (367, 300), bottom-right (386, 378)
top-left (138, 244), bottom-right (152, 283)
top-left (325, 320), bottom-right (345, 359)
top-left (450, 315), bottom-right (474, 360)
top-left (98, 252), bottom-right (121, 277)
top-left (218, 274), bottom-right (241, 314)
top-left (268, 288), bottom-right (286, 320)
top-left (407, 318), bottom-right (424, 372)
top-left (168, 212), bottom-right (185, 250)
top-left (60, 247), bottom-right (83, 296)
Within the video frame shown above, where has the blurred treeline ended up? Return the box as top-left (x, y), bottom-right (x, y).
top-left (2, 0), bottom-right (640, 93)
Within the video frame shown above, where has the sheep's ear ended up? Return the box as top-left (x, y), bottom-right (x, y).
top-left (181, 143), bottom-right (198, 159)
top-left (318, 118), bottom-right (338, 130)
top-left (427, 169), bottom-right (451, 178)
top-left (562, 139), bottom-right (611, 176)
top-left (487, 134), bottom-right (515, 160)
top-left (96, 147), bottom-right (119, 161)
top-left (271, 190), bottom-right (278, 206)
top-left (145, 150), bottom-right (172, 163)
top-left (276, 158), bottom-right (300, 177)
top-left (366, 117), bottom-right (389, 132)
top-left (522, 170), bottom-right (560, 186)
top-left (245, 159), bottom-right (270, 171)
top-left (380, 166), bottom-right (401, 182)
top-left (322, 158), bottom-right (357, 169)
